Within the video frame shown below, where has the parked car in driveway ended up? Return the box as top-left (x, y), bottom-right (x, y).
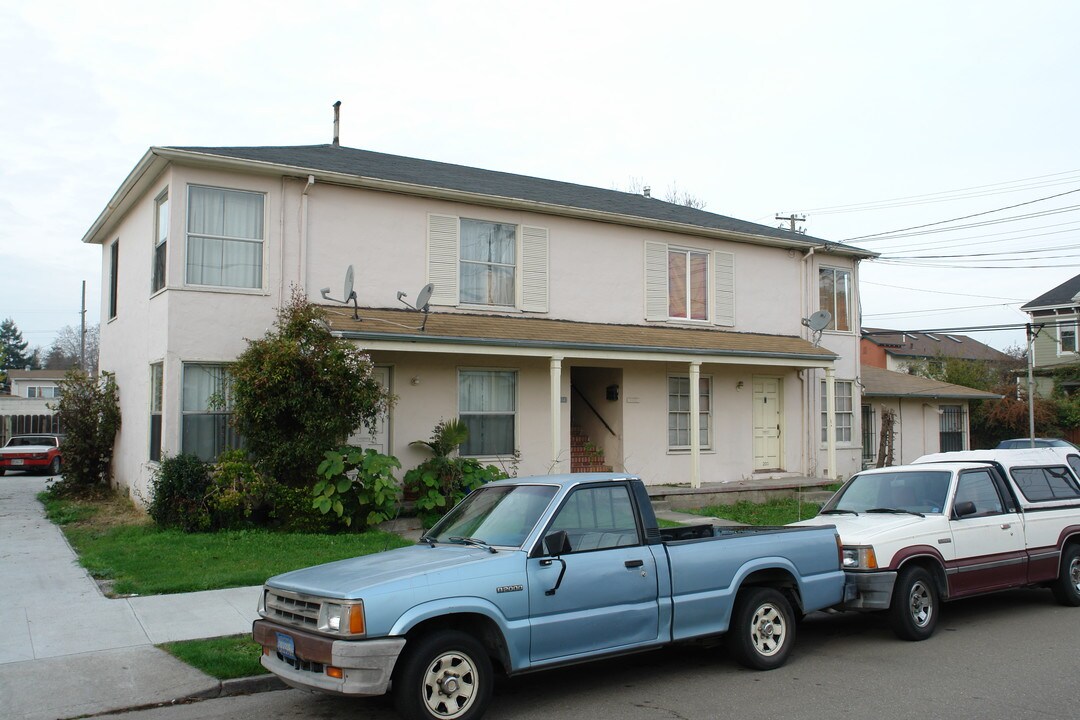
top-left (0, 434), bottom-right (63, 475)
top-left (996, 438), bottom-right (1078, 450)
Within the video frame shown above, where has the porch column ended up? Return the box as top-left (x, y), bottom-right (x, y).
top-left (825, 367), bottom-right (837, 480)
top-left (690, 361), bottom-right (701, 489)
top-left (550, 356), bottom-right (563, 474)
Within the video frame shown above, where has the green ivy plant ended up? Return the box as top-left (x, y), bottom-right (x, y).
top-left (313, 447), bottom-right (402, 529)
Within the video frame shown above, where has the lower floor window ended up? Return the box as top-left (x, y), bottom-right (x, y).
top-left (459, 370), bottom-right (517, 456)
top-left (939, 405), bottom-right (965, 453)
top-left (181, 363), bottom-right (241, 461)
top-left (821, 380), bottom-right (854, 443)
top-left (668, 375), bottom-right (712, 449)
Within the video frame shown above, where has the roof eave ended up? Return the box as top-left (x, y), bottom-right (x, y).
top-left (150, 147), bottom-right (878, 259)
top-left (82, 149), bottom-right (171, 245)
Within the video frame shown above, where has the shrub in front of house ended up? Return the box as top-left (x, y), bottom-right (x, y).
top-left (149, 453), bottom-right (213, 532)
top-left (312, 446), bottom-right (403, 530)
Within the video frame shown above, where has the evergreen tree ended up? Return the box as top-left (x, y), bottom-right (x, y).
top-left (0, 318), bottom-right (34, 370)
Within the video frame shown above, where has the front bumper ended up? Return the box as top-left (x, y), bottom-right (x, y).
top-left (841, 570), bottom-right (897, 610)
top-left (253, 619), bottom-right (406, 696)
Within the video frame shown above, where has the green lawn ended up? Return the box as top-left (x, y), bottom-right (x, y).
top-left (691, 497), bottom-right (822, 526)
top-left (160, 635), bottom-right (267, 679)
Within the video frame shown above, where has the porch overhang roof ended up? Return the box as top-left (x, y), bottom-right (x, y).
top-left (323, 306), bottom-right (837, 367)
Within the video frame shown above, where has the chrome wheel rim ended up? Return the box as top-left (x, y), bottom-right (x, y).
top-left (908, 580), bottom-right (933, 627)
top-left (1069, 556), bottom-right (1080, 593)
top-left (749, 602), bottom-right (787, 657)
top-left (422, 649), bottom-right (479, 719)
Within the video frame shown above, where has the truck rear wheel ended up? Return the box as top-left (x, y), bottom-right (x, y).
top-left (889, 565), bottom-right (938, 641)
top-left (393, 629), bottom-right (493, 720)
top-left (727, 587), bottom-right (795, 670)
top-left (1051, 545), bottom-right (1080, 606)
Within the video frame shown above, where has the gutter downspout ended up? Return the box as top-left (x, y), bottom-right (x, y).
top-left (300, 175), bottom-right (315, 293)
top-left (801, 246), bottom-right (820, 476)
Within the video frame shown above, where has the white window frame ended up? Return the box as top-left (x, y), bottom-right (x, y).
top-left (667, 246), bottom-right (710, 322)
top-left (150, 363), bottom-right (163, 462)
top-left (645, 241), bottom-right (734, 327)
top-left (181, 363), bottom-right (240, 461)
top-left (668, 374), bottom-right (713, 451)
top-left (185, 185), bottom-right (266, 290)
top-left (1059, 318), bottom-right (1078, 355)
top-left (821, 380), bottom-right (854, 444)
top-left (151, 189), bottom-right (168, 294)
top-left (819, 266), bottom-right (852, 332)
top-left (458, 369), bottom-right (518, 458)
top-left (26, 386), bottom-right (60, 399)
top-left (108, 239), bottom-right (119, 320)
top-left (459, 218), bottom-right (517, 308)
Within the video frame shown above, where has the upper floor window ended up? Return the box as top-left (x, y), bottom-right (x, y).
top-left (459, 369), bottom-right (517, 457)
top-left (460, 219), bottom-right (516, 306)
top-left (427, 215), bottom-right (549, 312)
top-left (819, 267), bottom-right (851, 331)
top-left (151, 190), bottom-right (168, 294)
top-left (26, 386), bottom-right (60, 399)
top-left (668, 248), bottom-right (709, 321)
top-left (186, 186), bottom-right (264, 289)
top-left (645, 241), bottom-right (734, 327)
top-left (821, 379), bottom-right (854, 443)
top-left (668, 375), bottom-right (712, 450)
top-left (1060, 320), bottom-right (1078, 355)
top-left (108, 240), bottom-right (119, 319)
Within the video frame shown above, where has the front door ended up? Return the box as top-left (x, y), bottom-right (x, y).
top-left (526, 484), bottom-right (659, 663)
top-left (948, 468), bottom-right (1026, 595)
top-left (347, 366), bottom-right (391, 454)
top-left (753, 377), bottom-right (782, 470)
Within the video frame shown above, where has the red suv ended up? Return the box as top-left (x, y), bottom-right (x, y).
top-left (0, 434), bottom-right (63, 476)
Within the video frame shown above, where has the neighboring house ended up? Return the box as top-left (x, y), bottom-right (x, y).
top-left (1021, 273), bottom-right (1080, 397)
top-left (84, 142), bottom-right (877, 504)
top-left (859, 366), bottom-right (1001, 466)
top-left (861, 327), bottom-right (1011, 374)
top-left (0, 370), bottom-right (65, 445)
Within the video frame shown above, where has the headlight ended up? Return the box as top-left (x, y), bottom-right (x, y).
top-left (842, 546), bottom-right (878, 570)
top-left (320, 601), bottom-right (366, 636)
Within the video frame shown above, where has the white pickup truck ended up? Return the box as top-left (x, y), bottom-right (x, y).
top-left (796, 448), bottom-right (1080, 640)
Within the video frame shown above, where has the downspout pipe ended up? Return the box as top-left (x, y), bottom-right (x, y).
top-left (300, 175), bottom-right (315, 293)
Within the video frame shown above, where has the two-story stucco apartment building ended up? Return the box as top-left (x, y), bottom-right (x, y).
top-left (84, 143), bottom-right (876, 503)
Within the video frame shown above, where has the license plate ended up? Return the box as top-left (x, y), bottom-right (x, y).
top-left (275, 632), bottom-right (296, 660)
top-left (11, 459), bottom-right (24, 466)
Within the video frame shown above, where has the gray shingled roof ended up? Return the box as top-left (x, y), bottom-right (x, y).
top-left (170, 144), bottom-right (872, 255)
top-left (1022, 272), bottom-right (1080, 311)
top-left (862, 327), bottom-right (1012, 363)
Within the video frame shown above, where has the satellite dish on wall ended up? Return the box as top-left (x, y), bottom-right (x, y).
top-left (319, 264), bottom-right (360, 320)
top-left (803, 310), bottom-right (832, 332)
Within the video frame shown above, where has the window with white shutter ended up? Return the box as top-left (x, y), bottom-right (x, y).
top-left (644, 241), bottom-right (735, 326)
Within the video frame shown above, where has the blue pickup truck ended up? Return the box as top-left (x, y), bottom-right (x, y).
top-left (253, 473), bottom-right (845, 720)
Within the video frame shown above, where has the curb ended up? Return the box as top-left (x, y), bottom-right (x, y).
top-left (69, 675), bottom-right (287, 718)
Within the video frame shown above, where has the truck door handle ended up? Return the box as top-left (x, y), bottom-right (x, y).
top-left (625, 559), bottom-right (644, 568)
top-left (1000, 523), bottom-right (1011, 530)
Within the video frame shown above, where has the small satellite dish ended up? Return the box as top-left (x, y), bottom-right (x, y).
top-left (320, 264), bottom-right (360, 320)
top-left (803, 310), bottom-right (832, 332)
top-left (414, 283), bottom-right (434, 312)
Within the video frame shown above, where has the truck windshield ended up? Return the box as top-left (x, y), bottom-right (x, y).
top-left (823, 470), bottom-right (951, 515)
top-left (426, 484), bottom-right (558, 548)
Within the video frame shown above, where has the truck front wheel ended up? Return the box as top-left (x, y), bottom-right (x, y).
top-left (1051, 545), bottom-right (1080, 606)
top-left (889, 565), bottom-right (939, 641)
top-left (393, 629), bottom-right (493, 720)
top-left (727, 587), bottom-right (795, 670)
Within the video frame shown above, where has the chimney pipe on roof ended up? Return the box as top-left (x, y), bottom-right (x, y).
top-left (332, 101), bottom-right (341, 147)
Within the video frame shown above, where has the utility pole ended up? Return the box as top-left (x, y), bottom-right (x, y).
top-left (80, 280), bottom-right (87, 372)
top-left (1026, 323), bottom-right (1041, 446)
top-left (776, 213), bottom-right (807, 234)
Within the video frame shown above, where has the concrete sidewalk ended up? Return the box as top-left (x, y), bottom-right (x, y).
top-left (0, 475), bottom-right (267, 720)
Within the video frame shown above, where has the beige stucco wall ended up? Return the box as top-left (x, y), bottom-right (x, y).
top-left (863, 398), bottom-right (971, 466)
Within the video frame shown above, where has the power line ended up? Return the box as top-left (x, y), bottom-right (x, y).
top-left (842, 187), bottom-right (1080, 242)
top-left (860, 280), bottom-right (1027, 302)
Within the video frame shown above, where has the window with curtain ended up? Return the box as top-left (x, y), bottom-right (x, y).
top-left (668, 248), bottom-right (709, 320)
top-left (818, 267), bottom-right (851, 331)
top-left (460, 219), bottom-right (515, 306)
top-left (668, 375), bottom-right (712, 449)
top-left (27, 386), bottom-right (60, 399)
top-left (186, 186), bottom-right (264, 289)
top-left (459, 370), bottom-right (517, 456)
top-left (1060, 321), bottom-right (1078, 354)
top-left (821, 380), bottom-right (854, 443)
top-left (181, 363), bottom-right (241, 461)
top-left (151, 190), bottom-right (168, 293)
top-left (150, 363), bottom-right (163, 462)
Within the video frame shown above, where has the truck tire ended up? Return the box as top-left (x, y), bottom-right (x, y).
top-left (1051, 545), bottom-right (1080, 606)
top-left (889, 565), bottom-right (938, 641)
top-left (727, 587), bottom-right (795, 670)
top-left (393, 629), bottom-right (493, 720)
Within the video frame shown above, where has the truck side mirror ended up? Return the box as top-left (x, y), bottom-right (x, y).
top-left (544, 530), bottom-right (572, 556)
top-left (953, 500), bottom-right (977, 518)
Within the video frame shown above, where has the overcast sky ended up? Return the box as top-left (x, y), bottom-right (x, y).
top-left (2, 0), bottom-right (1078, 358)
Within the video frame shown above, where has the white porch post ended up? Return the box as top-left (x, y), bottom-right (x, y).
top-left (690, 361), bottom-right (701, 489)
top-left (825, 366), bottom-right (837, 480)
top-left (550, 356), bottom-right (563, 474)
